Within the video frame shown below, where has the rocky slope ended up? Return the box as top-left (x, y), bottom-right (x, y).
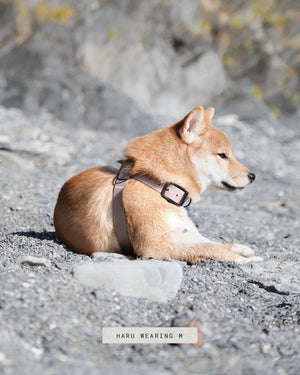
top-left (0, 99), bottom-right (299, 374)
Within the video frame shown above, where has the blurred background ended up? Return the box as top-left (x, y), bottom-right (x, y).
top-left (0, 5), bottom-right (299, 374)
top-left (0, 0), bottom-right (299, 126)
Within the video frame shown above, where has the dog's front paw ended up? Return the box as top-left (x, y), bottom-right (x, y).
top-left (235, 255), bottom-right (263, 264)
top-left (231, 244), bottom-right (255, 257)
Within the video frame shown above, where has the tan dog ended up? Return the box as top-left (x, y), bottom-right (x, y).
top-left (54, 106), bottom-right (262, 264)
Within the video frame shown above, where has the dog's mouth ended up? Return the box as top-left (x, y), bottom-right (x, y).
top-left (221, 181), bottom-right (245, 192)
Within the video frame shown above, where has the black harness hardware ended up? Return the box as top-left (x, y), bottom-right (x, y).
top-left (161, 182), bottom-right (191, 207)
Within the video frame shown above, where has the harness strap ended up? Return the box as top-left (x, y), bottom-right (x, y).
top-left (112, 159), bottom-right (192, 253)
top-left (112, 160), bottom-right (134, 254)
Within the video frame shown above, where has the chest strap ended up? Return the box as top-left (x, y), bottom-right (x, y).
top-left (112, 159), bottom-right (192, 253)
top-left (112, 159), bottom-right (134, 254)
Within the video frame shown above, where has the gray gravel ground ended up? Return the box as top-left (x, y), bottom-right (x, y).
top-left (0, 100), bottom-right (299, 375)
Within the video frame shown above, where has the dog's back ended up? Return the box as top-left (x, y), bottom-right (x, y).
top-left (54, 166), bottom-right (120, 254)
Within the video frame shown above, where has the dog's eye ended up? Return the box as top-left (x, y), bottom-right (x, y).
top-left (218, 153), bottom-right (228, 159)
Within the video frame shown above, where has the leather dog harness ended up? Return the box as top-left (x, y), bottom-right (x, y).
top-left (112, 159), bottom-right (191, 254)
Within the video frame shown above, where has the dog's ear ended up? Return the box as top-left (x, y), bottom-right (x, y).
top-left (205, 107), bottom-right (215, 123)
top-left (179, 106), bottom-right (207, 144)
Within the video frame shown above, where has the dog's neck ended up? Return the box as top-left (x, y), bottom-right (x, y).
top-left (125, 124), bottom-right (203, 202)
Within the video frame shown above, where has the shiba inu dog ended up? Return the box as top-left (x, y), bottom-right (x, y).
top-left (54, 106), bottom-right (262, 264)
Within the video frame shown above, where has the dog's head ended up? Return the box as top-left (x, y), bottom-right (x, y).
top-left (178, 106), bottom-right (255, 195)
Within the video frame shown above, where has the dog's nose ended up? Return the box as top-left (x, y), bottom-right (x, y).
top-left (248, 172), bottom-right (256, 183)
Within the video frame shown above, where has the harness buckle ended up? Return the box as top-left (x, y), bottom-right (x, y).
top-left (115, 160), bottom-right (132, 182)
top-left (161, 182), bottom-right (189, 207)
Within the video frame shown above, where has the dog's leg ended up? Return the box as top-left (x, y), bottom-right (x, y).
top-left (135, 239), bottom-right (262, 264)
top-left (230, 244), bottom-right (255, 257)
top-left (132, 222), bottom-right (262, 264)
top-left (125, 191), bottom-right (262, 264)
top-left (191, 238), bottom-right (258, 259)
top-left (184, 243), bottom-right (263, 264)
top-left (169, 219), bottom-right (262, 263)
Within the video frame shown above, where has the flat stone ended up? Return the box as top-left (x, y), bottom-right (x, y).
top-left (90, 252), bottom-right (130, 262)
top-left (18, 255), bottom-right (51, 267)
top-left (163, 258), bottom-right (187, 266)
top-left (72, 260), bottom-right (183, 303)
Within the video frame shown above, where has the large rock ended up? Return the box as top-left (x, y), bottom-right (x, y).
top-left (1, 0), bottom-right (300, 123)
top-left (0, 0), bottom-right (227, 121)
top-left (78, 2), bottom-right (226, 117)
top-left (72, 260), bottom-right (183, 303)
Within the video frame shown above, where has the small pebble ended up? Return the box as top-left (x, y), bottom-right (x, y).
top-left (18, 255), bottom-right (51, 267)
